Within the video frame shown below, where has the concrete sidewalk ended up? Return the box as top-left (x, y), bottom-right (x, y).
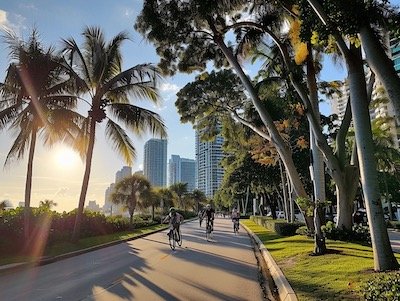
top-left (241, 222), bottom-right (298, 301)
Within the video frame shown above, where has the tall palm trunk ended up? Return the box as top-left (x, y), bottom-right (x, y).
top-left (359, 25), bottom-right (400, 124)
top-left (347, 44), bottom-right (398, 271)
top-left (24, 127), bottom-right (38, 240)
top-left (279, 159), bottom-right (290, 222)
top-left (306, 50), bottom-right (326, 254)
top-left (306, 0), bottom-right (400, 124)
top-left (72, 117), bottom-right (96, 241)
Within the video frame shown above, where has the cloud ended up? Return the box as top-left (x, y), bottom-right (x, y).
top-left (53, 187), bottom-right (69, 197)
top-left (124, 8), bottom-right (135, 17)
top-left (0, 9), bottom-right (25, 33)
top-left (18, 3), bottom-right (37, 10)
top-left (0, 10), bottom-right (8, 26)
top-left (160, 83), bottom-right (180, 93)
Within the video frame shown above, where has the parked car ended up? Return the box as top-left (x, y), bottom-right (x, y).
top-left (266, 211), bottom-right (285, 219)
top-left (276, 211), bottom-right (285, 219)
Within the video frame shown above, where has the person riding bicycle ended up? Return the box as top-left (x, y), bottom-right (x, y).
top-left (202, 204), bottom-right (215, 232)
top-left (163, 207), bottom-right (183, 238)
top-left (198, 208), bottom-right (204, 227)
top-left (231, 207), bottom-right (240, 231)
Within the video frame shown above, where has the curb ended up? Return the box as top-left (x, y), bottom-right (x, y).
top-left (0, 218), bottom-right (197, 273)
top-left (241, 223), bottom-right (298, 301)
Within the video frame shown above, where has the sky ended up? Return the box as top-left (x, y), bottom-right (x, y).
top-left (0, 1), bottom-right (399, 211)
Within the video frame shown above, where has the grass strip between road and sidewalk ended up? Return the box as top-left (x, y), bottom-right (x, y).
top-left (0, 223), bottom-right (169, 267)
top-left (241, 219), bottom-right (400, 301)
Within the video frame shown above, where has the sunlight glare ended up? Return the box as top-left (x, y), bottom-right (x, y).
top-left (54, 146), bottom-right (80, 169)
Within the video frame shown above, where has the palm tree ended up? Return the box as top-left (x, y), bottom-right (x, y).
top-left (169, 182), bottom-right (188, 210)
top-left (38, 199), bottom-right (58, 211)
top-left (110, 175), bottom-right (152, 226)
top-left (0, 29), bottom-right (80, 239)
top-left (61, 26), bottom-right (167, 240)
top-left (191, 189), bottom-right (207, 212)
top-left (142, 188), bottom-right (161, 221)
top-left (0, 200), bottom-right (11, 211)
top-left (155, 187), bottom-right (175, 214)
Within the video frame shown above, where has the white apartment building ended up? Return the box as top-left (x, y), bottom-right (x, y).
top-left (195, 130), bottom-right (224, 198)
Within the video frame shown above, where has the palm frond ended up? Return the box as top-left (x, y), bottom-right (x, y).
top-left (108, 103), bottom-right (167, 138)
top-left (0, 104), bottom-right (21, 129)
top-left (107, 81), bottom-right (159, 104)
top-left (104, 31), bottom-right (130, 80)
top-left (105, 119), bottom-right (136, 165)
top-left (61, 37), bottom-right (92, 88)
top-left (4, 123), bottom-right (33, 167)
top-left (41, 109), bottom-right (86, 146)
top-left (102, 64), bottom-right (162, 104)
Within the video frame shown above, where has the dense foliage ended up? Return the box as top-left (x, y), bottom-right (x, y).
top-left (0, 208), bottom-right (186, 255)
top-left (361, 272), bottom-right (400, 300)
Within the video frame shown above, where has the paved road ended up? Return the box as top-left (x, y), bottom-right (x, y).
top-left (0, 218), bottom-right (266, 301)
top-left (389, 229), bottom-right (400, 253)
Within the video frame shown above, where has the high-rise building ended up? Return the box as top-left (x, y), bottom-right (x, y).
top-left (195, 131), bottom-right (224, 198)
top-left (169, 155), bottom-right (196, 191)
top-left (116, 166), bottom-right (132, 182)
top-left (144, 138), bottom-right (167, 187)
top-left (103, 166), bottom-right (132, 216)
top-left (390, 36), bottom-right (400, 76)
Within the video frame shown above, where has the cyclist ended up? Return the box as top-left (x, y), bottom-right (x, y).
top-left (163, 207), bottom-right (184, 238)
top-left (202, 204), bottom-right (215, 232)
top-left (231, 207), bottom-right (240, 232)
top-left (198, 208), bottom-right (204, 227)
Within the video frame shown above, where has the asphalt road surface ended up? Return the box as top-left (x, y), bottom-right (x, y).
top-left (0, 218), bottom-right (266, 301)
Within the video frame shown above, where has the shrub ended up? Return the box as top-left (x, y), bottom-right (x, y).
top-left (296, 225), bottom-right (312, 237)
top-left (250, 215), bottom-right (304, 236)
top-left (321, 221), bottom-right (371, 244)
top-left (361, 272), bottom-right (400, 300)
top-left (274, 222), bottom-right (304, 236)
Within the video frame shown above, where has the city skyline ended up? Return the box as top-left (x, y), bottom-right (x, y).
top-left (2, 1), bottom-right (397, 211)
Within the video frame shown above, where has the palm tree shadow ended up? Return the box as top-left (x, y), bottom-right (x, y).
top-left (86, 240), bottom-right (179, 301)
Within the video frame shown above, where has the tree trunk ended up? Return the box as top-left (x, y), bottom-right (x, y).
top-left (335, 166), bottom-right (359, 230)
top-left (24, 128), bottom-right (37, 240)
top-left (314, 204), bottom-right (326, 255)
top-left (279, 160), bottom-right (290, 222)
top-left (307, 50), bottom-right (327, 254)
top-left (359, 25), bottom-right (400, 124)
top-left (348, 44), bottom-right (399, 271)
top-left (72, 117), bottom-right (96, 241)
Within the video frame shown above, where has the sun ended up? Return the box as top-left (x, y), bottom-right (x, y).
top-left (54, 146), bottom-right (81, 169)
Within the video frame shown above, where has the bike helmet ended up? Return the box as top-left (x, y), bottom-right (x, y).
top-left (206, 204), bottom-right (211, 209)
top-left (169, 207), bottom-right (176, 212)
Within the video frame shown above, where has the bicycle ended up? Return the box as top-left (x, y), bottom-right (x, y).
top-left (205, 218), bottom-right (213, 241)
top-left (168, 226), bottom-right (182, 250)
top-left (233, 218), bottom-right (239, 235)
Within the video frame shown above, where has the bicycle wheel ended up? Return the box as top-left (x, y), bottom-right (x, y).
top-left (234, 221), bottom-right (239, 235)
top-left (205, 224), bottom-right (211, 241)
top-left (168, 230), bottom-right (176, 250)
top-left (176, 229), bottom-right (182, 247)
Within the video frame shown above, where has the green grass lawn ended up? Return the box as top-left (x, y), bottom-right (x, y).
top-left (242, 220), bottom-right (400, 301)
top-left (0, 223), bottom-right (168, 266)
